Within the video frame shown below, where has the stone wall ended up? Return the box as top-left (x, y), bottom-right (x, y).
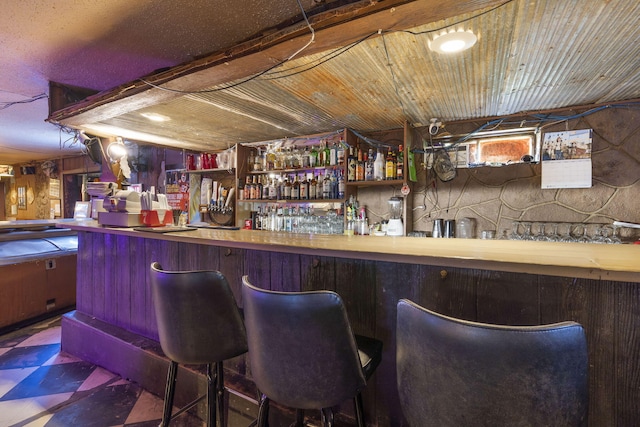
top-left (358, 105), bottom-right (640, 240)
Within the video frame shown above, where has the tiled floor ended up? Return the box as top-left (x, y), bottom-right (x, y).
top-left (0, 315), bottom-right (257, 427)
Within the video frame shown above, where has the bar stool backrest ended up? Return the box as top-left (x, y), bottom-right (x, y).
top-left (396, 299), bottom-right (589, 427)
top-left (150, 262), bottom-right (247, 365)
top-left (241, 276), bottom-right (366, 410)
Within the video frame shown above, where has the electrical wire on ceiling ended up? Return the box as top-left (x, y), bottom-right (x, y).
top-left (139, 0), bottom-right (316, 94)
top-left (138, 0), bottom-right (517, 93)
top-left (0, 93), bottom-right (48, 111)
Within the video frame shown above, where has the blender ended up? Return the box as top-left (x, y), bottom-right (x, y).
top-left (387, 196), bottom-right (404, 236)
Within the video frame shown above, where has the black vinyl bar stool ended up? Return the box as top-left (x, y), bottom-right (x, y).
top-left (241, 276), bottom-right (382, 427)
top-left (396, 299), bottom-right (589, 427)
top-left (150, 262), bottom-right (248, 427)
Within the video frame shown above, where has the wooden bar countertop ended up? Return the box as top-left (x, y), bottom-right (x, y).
top-left (60, 220), bottom-right (640, 282)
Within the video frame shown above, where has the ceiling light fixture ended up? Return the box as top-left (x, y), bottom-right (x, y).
top-left (429, 29), bottom-right (477, 54)
top-left (140, 112), bottom-right (171, 122)
top-left (106, 138), bottom-right (128, 162)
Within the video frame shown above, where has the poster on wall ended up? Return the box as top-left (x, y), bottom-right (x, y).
top-left (49, 178), bottom-right (60, 198)
top-left (541, 129), bottom-right (592, 189)
top-left (17, 186), bottom-right (26, 209)
top-left (165, 171), bottom-right (189, 211)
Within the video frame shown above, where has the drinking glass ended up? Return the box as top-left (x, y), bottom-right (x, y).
top-left (576, 224), bottom-right (591, 243)
top-left (534, 222), bottom-right (548, 241)
top-left (560, 223), bottom-right (577, 243)
top-left (520, 222), bottom-right (535, 241)
top-left (611, 225), bottom-right (622, 244)
top-left (591, 226), bottom-right (605, 244)
top-left (509, 221), bottom-right (522, 240)
top-left (547, 223), bottom-right (561, 242)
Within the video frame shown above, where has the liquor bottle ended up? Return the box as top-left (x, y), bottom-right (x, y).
top-left (244, 176), bottom-right (252, 200)
top-left (365, 148), bottom-right (374, 181)
top-left (374, 149), bottom-right (385, 180)
top-left (330, 169), bottom-right (338, 199)
top-left (309, 173), bottom-right (317, 200)
top-left (266, 144), bottom-right (276, 171)
top-left (329, 141), bottom-right (337, 166)
top-left (322, 170), bottom-right (331, 199)
top-left (316, 172), bottom-right (324, 199)
top-left (253, 149), bottom-right (262, 172)
top-left (337, 140), bottom-right (345, 165)
top-left (356, 148), bottom-right (364, 181)
top-left (386, 148), bottom-right (396, 180)
top-left (284, 175), bottom-right (292, 200)
top-left (396, 145), bottom-right (404, 180)
top-left (268, 177), bottom-right (277, 200)
top-left (338, 169), bottom-right (345, 199)
top-left (291, 174), bottom-right (300, 200)
top-left (300, 173), bottom-right (308, 200)
top-left (255, 176), bottom-right (263, 200)
top-left (310, 145), bottom-right (318, 167)
top-left (323, 140), bottom-right (331, 166)
top-left (262, 175), bottom-right (270, 200)
top-left (347, 146), bottom-right (357, 182)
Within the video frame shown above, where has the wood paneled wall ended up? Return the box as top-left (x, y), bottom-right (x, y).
top-left (76, 231), bottom-right (639, 426)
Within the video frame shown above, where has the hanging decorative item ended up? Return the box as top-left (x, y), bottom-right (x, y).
top-left (26, 187), bottom-right (35, 205)
top-left (41, 160), bottom-right (59, 179)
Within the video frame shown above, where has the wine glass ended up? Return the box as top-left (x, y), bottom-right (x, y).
top-left (611, 225), bottom-right (622, 244)
top-left (509, 221), bottom-right (522, 240)
top-left (520, 222), bottom-right (535, 241)
top-left (534, 222), bottom-right (548, 241)
top-left (576, 224), bottom-right (591, 243)
top-left (560, 223), bottom-right (577, 243)
top-left (591, 226), bottom-right (605, 244)
top-left (547, 223), bottom-right (561, 242)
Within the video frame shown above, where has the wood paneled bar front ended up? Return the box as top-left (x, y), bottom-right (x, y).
top-left (59, 221), bottom-right (640, 426)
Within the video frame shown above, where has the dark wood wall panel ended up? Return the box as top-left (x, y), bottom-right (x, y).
top-left (615, 281), bottom-right (640, 426)
top-left (73, 234), bottom-right (640, 426)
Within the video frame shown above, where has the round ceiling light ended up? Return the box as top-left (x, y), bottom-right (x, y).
top-left (429, 29), bottom-right (477, 54)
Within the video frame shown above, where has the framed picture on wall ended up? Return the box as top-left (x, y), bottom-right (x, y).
top-left (17, 186), bottom-right (26, 210)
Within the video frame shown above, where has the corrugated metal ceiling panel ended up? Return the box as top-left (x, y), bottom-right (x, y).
top-left (90, 0), bottom-right (640, 152)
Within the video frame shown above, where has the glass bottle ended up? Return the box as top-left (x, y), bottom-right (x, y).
top-left (396, 145), bottom-right (404, 180)
top-left (386, 148), bottom-right (396, 180)
top-left (291, 174), bottom-right (300, 200)
top-left (374, 149), bottom-right (385, 180)
top-left (300, 173), bottom-right (308, 200)
top-left (337, 140), bottom-right (345, 165)
top-left (338, 169), bottom-right (345, 199)
top-left (262, 175), bottom-right (270, 200)
top-left (310, 145), bottom-right (318, 168)
top-left (347, 146), bottom-right (357, 182)
top-left (309, 173), bottom-right (317, 200)
top-left (329, 141), bottom-right (337, 166)
top-left (322, 170), bottom-right (331, 199)
top-left (356, 148), bottom-right (364, 181)
top-left (323, 140), bottom-right (331, 166)
top-left (365, 148), bottom-right (374, 181)
top-left (284, 175), bottom-right (292, 200)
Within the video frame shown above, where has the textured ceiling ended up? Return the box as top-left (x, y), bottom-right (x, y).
top-left (50, 0), bottom-right (640, 156)
top-left (4, 0), bottom-right (640, 165)
top-left (0, 0), bottom-right (341, 164)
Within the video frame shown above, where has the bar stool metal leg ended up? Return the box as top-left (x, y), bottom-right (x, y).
top-left (206, 363), bottom-right (216, 427)
top-left (353, 393), bottom-right (365, 427)
top-left (161, 360), bottom-right (179, 427)
top-left (320, 407), bottom-right (334, 427)
top-left (215, 362), bottom-right (225, 427)
top-left (257, 394), bottom-right (270, 427)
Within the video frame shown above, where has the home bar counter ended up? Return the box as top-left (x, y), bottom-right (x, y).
top-left (60, 221), bottom-right (640, 426)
